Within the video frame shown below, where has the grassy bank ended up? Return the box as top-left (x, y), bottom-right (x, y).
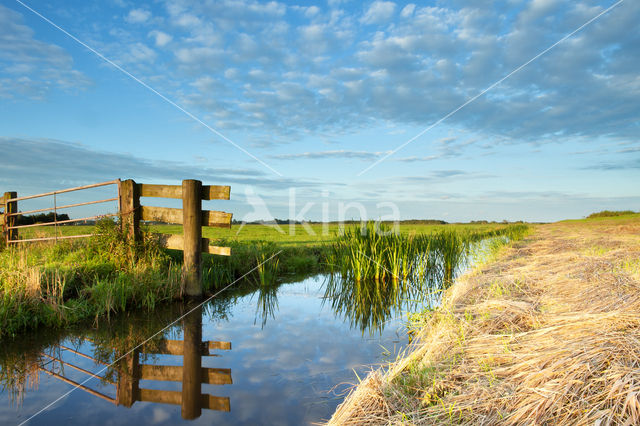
top-left (329, 213), bottom-right (640, 425)
top-left (0, 220), bottom-right (181, 339)
top-left (0, 220), bottom-right (332, 339)
top-left (18, 221), bottom-right (516, 247)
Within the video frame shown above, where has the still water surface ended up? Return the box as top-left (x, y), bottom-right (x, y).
top-left (0, 275), bottom-right (412, 425)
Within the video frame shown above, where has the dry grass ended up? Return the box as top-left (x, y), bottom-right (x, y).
top-left (328, 215), bottom-right (640, 425)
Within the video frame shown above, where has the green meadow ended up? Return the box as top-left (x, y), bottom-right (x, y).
top-left (153, 221), bottom-right (516, 246)
top-left (17, 221), bottom-right (516, 247)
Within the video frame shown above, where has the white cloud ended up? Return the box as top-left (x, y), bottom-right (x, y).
top-left (224, 68), bottom-right (239, 79)
top-left (148, 30), bottom-right (173, 47)
top-left (65, 0), bottom-right (639, 145)
top-left (0, 5), bottom-right (90, 99)
top-left (293, 5), bottom-right (321, 18)
top-left (270, 150), bottom-right (392, 160)
top-left (300, 24), bottom-right (330, 53)
top-left (175, 46), bottom-right (223, 70)
top-left (0, 137), bottom-right (315, 193)
top-left (173, 12), bottom-right (201, 28)
top-left (125, 42), bottom-right (156, 63)
top-left (305, 6), bottom-right (320, 18)
top-left (400, 4), bottom-right (415, 18)
top-left (125, 8), bottom-right (151, 24)
top-left (361, 1), bottom-right (396, 25)
top-left (396, 155), bottom-right (439, 162)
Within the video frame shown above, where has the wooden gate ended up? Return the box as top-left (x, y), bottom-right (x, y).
top-left (1, 180), bottom-right (120, 245)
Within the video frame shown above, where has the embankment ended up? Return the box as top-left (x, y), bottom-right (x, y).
top-left (329, 215), bottom-right (640, 425)
top-left (0, 220), bottom-right (328, 339)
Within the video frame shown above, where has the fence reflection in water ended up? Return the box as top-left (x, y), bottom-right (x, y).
top-left (39, 305), bottom-right (231, 420)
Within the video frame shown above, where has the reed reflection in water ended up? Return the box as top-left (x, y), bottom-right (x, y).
top-left (322, 227), bottom-right (523, 334)
top-left (322, 272), bottom-right (443, 335)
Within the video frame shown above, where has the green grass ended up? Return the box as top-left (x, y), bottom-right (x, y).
top-left (19, 221), bottom-right (514, 246)
top-left (561, 212), bottom-right (640, 224)
top-left (0, 220), bottom-right (183, 339)
top-left (146, 222), bottom-right (511, 248)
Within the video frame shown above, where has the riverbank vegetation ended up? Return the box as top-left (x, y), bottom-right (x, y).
top-left (0, 220), bottom-right (180, 339)
top-left (328, 222), bottom-right (529, 283)
top-left (0, 219), bottom-right (524, 339)
top-left (329, 213), bottom-right (640, 425)
top-left (0, 222), bottom-right (328, 339)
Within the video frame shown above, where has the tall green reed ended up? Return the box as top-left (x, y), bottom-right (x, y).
top-left (325, 222), bottom-right (529, 333)
top-left (330, 222), bottom-right (529, 286)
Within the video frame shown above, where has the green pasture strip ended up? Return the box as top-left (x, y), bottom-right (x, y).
top-left (18, 223), bottom-right (513, 246)
top-left (560, 212), bottom-right (640, 224)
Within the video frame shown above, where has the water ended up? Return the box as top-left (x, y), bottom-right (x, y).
top-left (0, 237), bottom-right (501, 425)
top-left (0, 275), bottom-right (410, 425)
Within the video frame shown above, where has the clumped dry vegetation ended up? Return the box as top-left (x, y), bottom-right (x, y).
top-left (329, 214), bottom-right (640, 425)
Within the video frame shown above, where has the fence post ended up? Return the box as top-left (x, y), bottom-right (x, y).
top-left (116, 350), bottom-right (140, 407)
top-left (181, 304), bottom-right (203, 419)
top-left (182, 179), bottom-right (202, 297)
top-left (1, 193), bottom-right (4, 244)
top-left (119, 180), bottom-right (140, 245)
top-left (4, 191), bottom-right (17, 245)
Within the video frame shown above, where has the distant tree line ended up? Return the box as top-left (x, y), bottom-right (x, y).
top-left (230, 218), bottom-right (450, 225)
top-left (229, 218), bottom-right (535, 225)
top-left (231, 219), bottom-right (306, 225)
top-left (15, 212), bottom-right (70, 226)
top-left (469, 220), bottom-right (526, 224)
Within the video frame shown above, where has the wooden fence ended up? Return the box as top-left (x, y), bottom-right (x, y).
top-left (1, 178), bottom-right (232, 296)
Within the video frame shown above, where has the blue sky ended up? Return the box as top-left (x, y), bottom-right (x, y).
top-left (0, 0), bottom-right (638, 222)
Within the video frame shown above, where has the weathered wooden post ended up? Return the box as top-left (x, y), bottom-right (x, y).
top-left (4, 191), bottom-right (17, 245)
top-left (119, 180), bottom-right (140, 244)
top-left (182, 179), bottom-right (203, 297)
top-left (1, 193), bottom-right (5, 244)
top-left (181, 304), bottom-right (203, 419)
top-left (124, 178), bottom-right (229, 293)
